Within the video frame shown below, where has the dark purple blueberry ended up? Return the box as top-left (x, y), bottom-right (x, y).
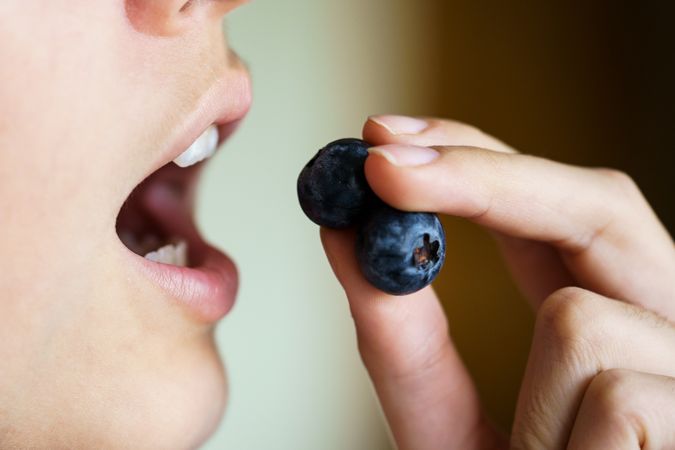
top-left (297, 138), bottom-right (376, 228)
top-left (356, 206), bottom-right (446, 295)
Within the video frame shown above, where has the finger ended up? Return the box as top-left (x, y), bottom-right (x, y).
top-left (320, 227), bottom-right (505, 450)
top-left (365, 115), bottom-right (575, 305)
top-left (568, 369), bottom-right (675, 450)
top-left (511, 287), bottom-right (675, 449)
top-left (364, 144), bottom-right (675, 319)
top-left (363, 115), bottom-right (516, 153)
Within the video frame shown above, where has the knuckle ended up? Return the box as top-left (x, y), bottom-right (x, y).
top-left (585, 369), bottom-right (641, 417)
top-left (599, 167), bottom-right (635, 186)
top-left (535, 287), bottom-right (604, 354)
top-left (538, 287), bottom-right (597, 336)
top-left (595, 167), bottom-right (642, 200)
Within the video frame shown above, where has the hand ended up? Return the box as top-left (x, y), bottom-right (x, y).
top-left (321, 115), bottom-right (675, 449)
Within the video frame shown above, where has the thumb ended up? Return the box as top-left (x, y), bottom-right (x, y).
top-left (320, 227), bottom-right (504, 450)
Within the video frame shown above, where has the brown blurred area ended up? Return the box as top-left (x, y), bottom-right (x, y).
top-left (410, 1), bottom-right (675, 432)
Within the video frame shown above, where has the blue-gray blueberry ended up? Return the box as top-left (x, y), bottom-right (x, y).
top-left (297, 138), bottom-right (374, 228)
top-left (297, 138), bottom-right (446, 295)
top-left (356, 206), bottom-right (445, 295)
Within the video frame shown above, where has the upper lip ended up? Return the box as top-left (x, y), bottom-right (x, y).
top-left (147, 71), bottom-right (252, 184)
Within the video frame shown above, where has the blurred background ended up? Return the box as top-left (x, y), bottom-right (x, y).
top-left (200, 1), bottom-right (674, 448)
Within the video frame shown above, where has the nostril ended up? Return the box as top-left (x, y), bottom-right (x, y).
top-left (125, 0), bottom-right (204, 36)
top-left (179, 0), bottom-right (194, 13)
top-left (125, 0), bottom-right (249, 35)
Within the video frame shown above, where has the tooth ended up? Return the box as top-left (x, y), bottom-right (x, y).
top-left (174, 241), bottom-right (188, 267)
top-left (158, 245), bottom-right (175, 265)
top-left (173, 125), bottom-right (220, 168)
top-left (144, 241), bottom-right (189, 267)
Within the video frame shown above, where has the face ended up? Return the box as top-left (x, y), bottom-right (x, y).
top-left (0, 1), bottom-right (251, 447)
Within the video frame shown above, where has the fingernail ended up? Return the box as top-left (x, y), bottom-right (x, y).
top-left (369, 115), bottom-right (429, 135)
top-left (368, 145), bottom-right (440, 167)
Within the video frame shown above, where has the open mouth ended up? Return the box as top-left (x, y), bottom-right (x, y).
top-left (114, 113), bottom-right (246, 323)
top-left (116, 124), bottom-right (224, 269)
top-left (113, 70), bottom-right (251, 323)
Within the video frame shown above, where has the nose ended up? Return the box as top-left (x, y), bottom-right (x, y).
top-left (126, 0), bottom-right (249, 36)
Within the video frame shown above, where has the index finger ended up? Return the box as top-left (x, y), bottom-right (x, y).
top-left (362, 125), bottom-right (675, 320)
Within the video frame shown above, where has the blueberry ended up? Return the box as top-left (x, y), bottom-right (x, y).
top-left (356, 206), bottom-right (446, 295)
top-left (297, 138), bottom-right (375, 228)
top-left (297, 138), bottom-right (447, 295)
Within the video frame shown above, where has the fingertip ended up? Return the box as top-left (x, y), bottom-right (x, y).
top-left (364, 115), bottom-right (517, 153)
top-left (363, 115), bottom-right (434, 146)
top-left (368, 144), bottom-right (441, 167)
top-left (362, 116), bottom-right (391, 145)
top-left (364, 152), bottom-right (429, 212)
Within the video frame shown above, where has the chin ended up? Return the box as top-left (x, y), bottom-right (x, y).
top-left (131, 338), bottom-right (229, 449)
top-left (106, 337), bottom-right (229, 450)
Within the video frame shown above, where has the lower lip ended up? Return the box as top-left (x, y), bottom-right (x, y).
top-left (134, 241), bottom-right (239, 324)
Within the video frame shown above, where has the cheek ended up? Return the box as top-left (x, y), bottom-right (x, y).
top-left (0, 2), bottom-right (136, 256)
top-left (0, 3), bottom-right (232, 447)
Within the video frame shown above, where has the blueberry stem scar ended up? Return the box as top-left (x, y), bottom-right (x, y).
top-left (413, 234), bottom-right (440, 268)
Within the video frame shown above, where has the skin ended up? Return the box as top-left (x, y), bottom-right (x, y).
top-left (0, 1), bottom-right (249, 448)
top-left (322, 115), bottom-right (675, 449)
top-left (1, 1), bottom-right (672, 449)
